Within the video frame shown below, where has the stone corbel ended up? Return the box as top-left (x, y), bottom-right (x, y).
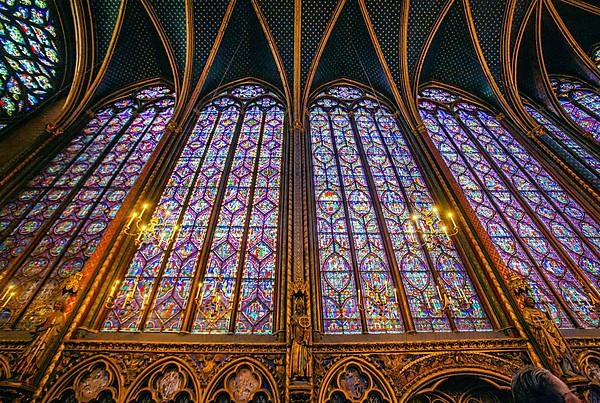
top-left (44, 122), bottom-right (64, 136)
top-left (293, 120), bottom-right (303, 130)
top-left (526, 125), bottom-right (545, 139)
top-left (166, 121), bottom-right (182, 134)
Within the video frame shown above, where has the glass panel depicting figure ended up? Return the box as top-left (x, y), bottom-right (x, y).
top-left (419, 87), bottom-right (600, 329)
top-left (0, 85), bottom-right (174, 329)
top-left (310, 85), bottom-right (491, 334)
top-left (102, 84), bottom-right (284, 334)
top-left (551, 77), bottom-right (600, 142)
top-left (0, 0), bottom-right (61, 120)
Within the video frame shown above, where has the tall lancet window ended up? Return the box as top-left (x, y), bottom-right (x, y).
top-left (524, 103), bottom-right (600, 184)
top-left (309, 85), bottom-right (491, 334)
top-left (0, 0), bottom-right (61, 122)
top-left (0, 85), bottom-right (174, 329)
top-left (102, 84), bottom-right (285, 334)
top-left (418, 87), bottom-right (600, 329)
top-left (551, 77), bottom-right (600, 142)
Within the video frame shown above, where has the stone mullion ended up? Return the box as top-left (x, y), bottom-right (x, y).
top-left (348, 108), bottom-right (417, 333)
top-left (540, 131), bottom-right (600, 187)
top-left (0, 107), bottom-right (114, 240)
top-left (10, 108), bottom-right (162, 327)
top-left (410, 120), bottom-right (550, 370)
top-left (272, 113), bottom-right (290, 340)
top-left (30, 108), bottom-right (189, 393)
top-left (227, 110), bottom-right (267, 333)
top-left (540, 110), bottom-right (600, 167)
top-left (129, 109), bottom-right (223, 332)
top-left (87, 113), bottom-right (193, 331)
top-left (301, 115), bottom-right (323, 335)
top-left (181, 105), bottom-right (248, 332)
top-left (500, 115), bottom-right (600, 218)
top-left (0, 106), bottom-right (139, 293)
top-left (326, 110), bottom-right (368, 333)
top-left (474, 114), bottom-right (600, 286)
top-left (445, 109), bottom-right (581, 327)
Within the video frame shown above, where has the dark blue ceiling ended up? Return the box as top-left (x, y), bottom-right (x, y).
top-left (80, 0), bottom-right (599, 108)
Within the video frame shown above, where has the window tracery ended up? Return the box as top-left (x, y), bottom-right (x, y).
top-left (0, 85), bottom-right (174, 329)
top-left (309, 84), bottom-right (491, 334)
top-left (418, 87), bottom-right (600, 329)
top-left (102, 83), bottom-right (285, 334)
top-left (524, 103), bottom-right (600, 180)
top-left (0, 0), bottom-right (60, 120)
top-left (551, 77), bottom-right (600, 142)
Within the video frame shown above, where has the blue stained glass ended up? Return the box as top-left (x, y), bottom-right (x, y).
top-left (419, 87), bottom-right (600, 328)
top-left (0, 0), bottom-right (60, 119)
top-left (311, 85), bottom-right (491, 334)
top-left (552, 77), bottom-right (600, 142)
top-left (103, 85), bottom-right (284, 334)
top-left (0, 85), bottom-right (175, 329)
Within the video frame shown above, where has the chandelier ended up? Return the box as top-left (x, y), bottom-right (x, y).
top-left (0, 284), bottom-right (15, 309)
top-left (407, 206), bottom-right (458, 250)
top-left (194, 276), bottom-right (230, 331)
top-left (123, 203), bottom-right (180, 247)
top-left (105, 275), bottom-right (151, 311)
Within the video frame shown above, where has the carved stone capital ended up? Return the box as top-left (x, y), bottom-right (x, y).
top-left (293, 120), bottom-right (303, 130)
top-left (526, 125), bottom-right (544, 139)
top-left (416, 124), bottom-right (428, 136)
top-left (166, 121), bottom-right (182, 134)
top-left (45, 122), bottom-right (63, 136)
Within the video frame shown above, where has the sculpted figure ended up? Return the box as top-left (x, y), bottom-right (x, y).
top-left (522, 297), bottom-right (578, 377)
top-left (290, 292), bottom-right (311, 380)
top-left (14, 300), bottom-right (66, 380)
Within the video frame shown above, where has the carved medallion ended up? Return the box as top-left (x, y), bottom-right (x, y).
top-left (156, 369), bottom-right (183, 401)
top-left (228, 367), bottom-right (260, 401)
top-left (77, 366), bottom-right (110, 401)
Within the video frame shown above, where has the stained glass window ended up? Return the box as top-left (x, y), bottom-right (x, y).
top-left (524, 103), bottom-right (600, 184)
top-left (551, 77), bottom-right (600, 142)
top-left (0, 0), bottom-right (61, 120)
top-left (102, 84), bottom-right (285, 334)
top-left (310, 85), bottom-right (491, 334)
top-left (0, 85), bottom-right (174, 329)
top-left (419, 87), bottom-right (600, 329)
top-left (593, 46), bottom-right (600, 70)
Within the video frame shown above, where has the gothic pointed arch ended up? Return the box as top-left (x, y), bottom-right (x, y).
top-left (46, 356), bottom-right (121, 403)
top-left (101, 81), bottom-right (287, 334)
top-left (124, 357), bottom-right (199, 403)
top-left (522, 96), bottom-right (600, 190)
top-left (397, 352), bottom-right (517, 402)
top-left (308, 81), bottom-right (492, 334)
top-left (550, 75), bottom-right (600, 142)
top-left (418, 84), bottom-right (600, 329)
top-left (406, 373), bottom-right (511, 403)
top-left (205, 359), bottom-right (280, 403)
top-left (317, 357), bottom-right (395, 403)
top-left (0, 83), bottom-right (175, 330)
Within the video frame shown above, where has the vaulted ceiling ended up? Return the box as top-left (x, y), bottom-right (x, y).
top-left (63, 0), bottom-right (600, 127)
